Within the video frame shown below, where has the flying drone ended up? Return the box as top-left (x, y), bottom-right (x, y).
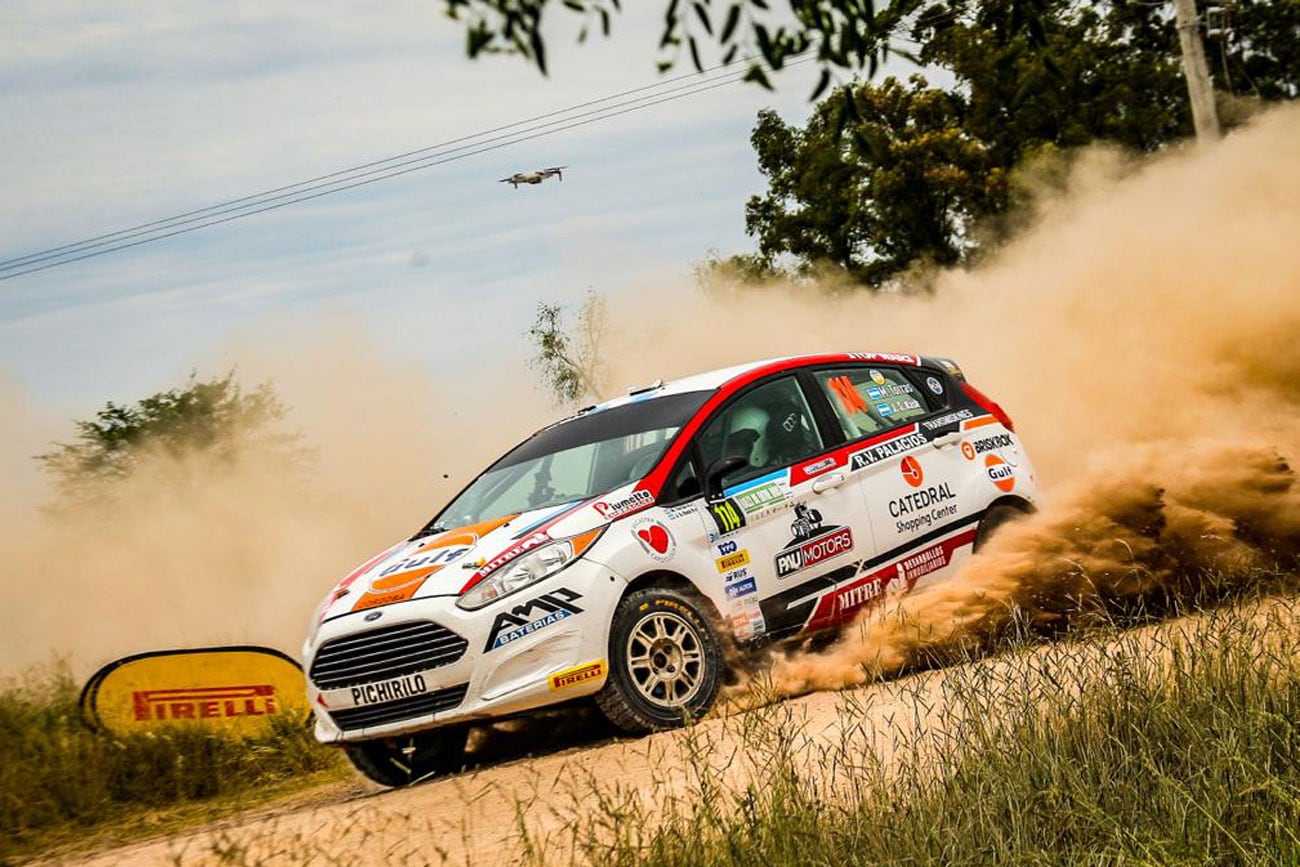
top-left (499, 166), bottom-right (566, 188)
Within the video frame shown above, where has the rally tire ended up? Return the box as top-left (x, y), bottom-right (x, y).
top-left (595, 587), bottom-right (724, 734)
top-left (974, 502), bottom-right (1030, 553)
top-left (342, 726), bottom-right (469, 788)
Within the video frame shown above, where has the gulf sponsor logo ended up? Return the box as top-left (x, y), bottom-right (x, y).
top-left (985, 454), bottom-right (1016, 492)
top-left (374, 544), bottom-right (471, 584)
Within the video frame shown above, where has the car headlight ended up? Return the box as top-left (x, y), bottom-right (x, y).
top-left (457, 540), bottom-right (576, 610)
top-left (457, 527), bottom-right (605, 611)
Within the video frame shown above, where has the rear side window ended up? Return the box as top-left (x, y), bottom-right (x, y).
top-left (813, 366), bottom-right (928, 440)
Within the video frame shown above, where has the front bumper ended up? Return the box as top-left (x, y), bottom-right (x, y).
top-left (304, 560), bottom-right (617, 744)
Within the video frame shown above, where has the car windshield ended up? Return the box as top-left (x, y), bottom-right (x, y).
top-left (425, 390), bottom-right (712, 533)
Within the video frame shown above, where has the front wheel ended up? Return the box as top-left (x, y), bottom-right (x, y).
top-left (342, 726), bottom-right (469, 787)
top-left (595, 587), bottom-right (724, 734)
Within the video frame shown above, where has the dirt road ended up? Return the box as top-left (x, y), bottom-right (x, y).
top-left (60, 598), bottom-right (1297, 867)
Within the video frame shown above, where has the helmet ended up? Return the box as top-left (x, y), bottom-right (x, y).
top-left (764, 398), bottom-right (817, 463)
top-left (725, 404), bottom-right (771, 468)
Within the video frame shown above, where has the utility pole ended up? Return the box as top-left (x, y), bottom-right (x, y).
top-left (1173, 0), bottom-right (1221, 143)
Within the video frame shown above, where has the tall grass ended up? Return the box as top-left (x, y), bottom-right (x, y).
top-left (0, 665), bottom-right (341, 862)
top-left (551, 601), bottom-right (1300, 866)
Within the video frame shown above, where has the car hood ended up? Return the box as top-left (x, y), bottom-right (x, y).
top-left (314, 495), bottom-right (622, 622)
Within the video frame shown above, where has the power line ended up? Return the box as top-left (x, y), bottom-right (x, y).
top-left (1, 56), bottom-right (813, 281)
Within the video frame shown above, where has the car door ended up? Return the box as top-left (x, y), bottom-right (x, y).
top-left (691, 373), bottom-right (871, 642)
top-left (804, 363), bottom-right (973, 614)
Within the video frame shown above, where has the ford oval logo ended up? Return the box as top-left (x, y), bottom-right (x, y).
top-left (363, 611), bottom-right (382, 622)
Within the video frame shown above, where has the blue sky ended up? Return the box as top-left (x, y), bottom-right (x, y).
top-left (0, 0), bottom-right (924, 414)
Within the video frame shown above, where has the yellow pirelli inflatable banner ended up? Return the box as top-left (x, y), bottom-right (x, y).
top-left (80, 646), bottom-right (308, 738)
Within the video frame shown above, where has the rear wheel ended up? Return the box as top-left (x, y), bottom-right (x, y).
top-left (595, 587), bottom-right (724, 733)
top-left (974, 502), bottom-right (1031, 553)
top-left (342, 726), bottom-right (469, 787)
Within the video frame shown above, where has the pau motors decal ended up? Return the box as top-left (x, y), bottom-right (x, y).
top-left (774, 503), bottom-right (854, 579)
top-left (484, 588), bottom-right (584, 651)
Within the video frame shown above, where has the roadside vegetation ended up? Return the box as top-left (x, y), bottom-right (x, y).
top-left (549, 595), bottom-right (1300, 866)
top-left (0, 665), bottom-right (345, 864)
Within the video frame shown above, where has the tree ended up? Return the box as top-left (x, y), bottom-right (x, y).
top-left (741, 79), bottom-right (1001, 285)
top-left (527, 292), bottom-right (609, 405)
top-left (36, 371), bottom-right (303, 501)
top-left (443, 0), bottom-right (1050, 94)
top-left (712, 0), bottom-right (1291, 287)
top-left (1206, 0), bottom-right (1299, 102)
top-left (443, 0), bottom-right (1295, 103)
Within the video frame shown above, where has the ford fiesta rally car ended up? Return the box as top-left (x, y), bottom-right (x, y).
top-left (304, 353), bottom-right (1039, 785)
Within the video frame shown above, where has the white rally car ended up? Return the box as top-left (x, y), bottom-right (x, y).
top-left (304, 353), bottom-right (1038, 785)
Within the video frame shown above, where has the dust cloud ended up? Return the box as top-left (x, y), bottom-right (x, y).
top-left (681, 103), bottom-right (1300, 703)
top-left (0, 333), bottom-right (551, 678)
top-left (1, 103), bottom-right (1297, 689)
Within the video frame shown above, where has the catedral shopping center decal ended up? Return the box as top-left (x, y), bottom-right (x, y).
top-left (889, 456), bottom-right (958, 535)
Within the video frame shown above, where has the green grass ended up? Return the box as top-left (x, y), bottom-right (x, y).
top-left (552, 599), bottom-right (1300, 866)
top-left (0, 665), bottom-right (345, 864)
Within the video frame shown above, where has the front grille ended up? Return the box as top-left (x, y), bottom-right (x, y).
top-left (328, 684), bottom-right (469, 731)
top-left (309, 621), bottom-right (468, 690)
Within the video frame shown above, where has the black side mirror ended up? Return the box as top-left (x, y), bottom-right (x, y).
top-left (705, 455), bottom-right (749, 502)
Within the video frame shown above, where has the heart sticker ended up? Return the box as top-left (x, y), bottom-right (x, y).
top-left (633, 520), bottom-right (676, 562)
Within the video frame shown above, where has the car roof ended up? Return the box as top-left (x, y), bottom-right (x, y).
top-left (586, 352), bottom-right (934, 414)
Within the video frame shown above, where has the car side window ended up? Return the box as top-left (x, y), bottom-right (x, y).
top-left (814, 366), bottom-right (928, 440)
top-left (660, 455), bottom-right (702, 503)
top-left (696, 376), bottom-right (825, 488)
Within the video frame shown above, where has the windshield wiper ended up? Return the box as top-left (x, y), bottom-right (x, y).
top-left (412, 522), bottom-right (449, 540)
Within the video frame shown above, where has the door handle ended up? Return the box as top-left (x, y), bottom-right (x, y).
top-left (811, 472), bottom-right (846, 494)
top-left (930, 432), bottom-right (962, 448)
